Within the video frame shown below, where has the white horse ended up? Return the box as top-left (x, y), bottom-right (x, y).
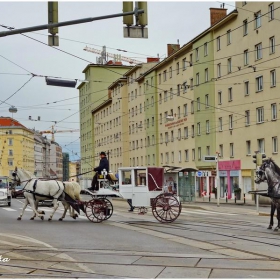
top-left (59, 181), bottom-right (82, 221)
top-left (13, 167), bottom-right (64, 221)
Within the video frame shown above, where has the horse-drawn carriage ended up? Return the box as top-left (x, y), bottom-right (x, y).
top-left (12, 166), bottom-right (182, 223)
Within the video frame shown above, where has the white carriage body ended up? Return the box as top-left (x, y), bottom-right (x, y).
top-left (118, 166), bottom-right (165, 207)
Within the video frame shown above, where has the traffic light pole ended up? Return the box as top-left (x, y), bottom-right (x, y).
top-left (0, 10), bottom-right (144, 38)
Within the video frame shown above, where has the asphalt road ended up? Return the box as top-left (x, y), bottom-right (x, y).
top-left (0, 196), bottom-right (280, 278)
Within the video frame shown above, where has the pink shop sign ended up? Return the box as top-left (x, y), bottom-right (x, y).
top-left (218, 160), bottom-right (241, 171)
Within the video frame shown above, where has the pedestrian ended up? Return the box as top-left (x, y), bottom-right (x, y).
top-left (88, 152), bottom-right (109, 192)
top-left (127, 199), bottom-right (134, 212)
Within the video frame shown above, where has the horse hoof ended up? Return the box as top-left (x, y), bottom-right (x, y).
top-left (41, 211), bottom-right (45, 215)
top-left (30, 217), bottom-right (34, 220)
top-left (48, 218), bottom-right (52, 221)
top-left (267, 225), bottom-right (273, 229)
top-left (59, 218), bottom-right (63, 221)
top-left (17, 217), bottom-right (21, 220)
top-left (274, 227), bottom-right (279, 232)
top-left (75, 214), bottom-right (78, 218)
top-left (41, 216), bottom-right (44, 221)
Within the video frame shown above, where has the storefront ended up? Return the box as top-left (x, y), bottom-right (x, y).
top-left (218, 160), bottom-right (241, 199)
top-left (196, 171), bottom-right (216, 198)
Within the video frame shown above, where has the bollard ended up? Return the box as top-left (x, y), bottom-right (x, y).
top-left (226, 192), bottom-right (228, 203)
top-left (209, 192), bottom-right (211, 202)
top-left (235, 194), bottom-right (236, 204)
top-left (244, 193), bottom-right (246, 204)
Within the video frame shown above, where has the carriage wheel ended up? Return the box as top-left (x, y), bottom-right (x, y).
top-left (152, 193), bottom-right (181, 223)
top-left (85, 200), bottom-right (102, 223)
top-left (92, 198), bottom-right (113, 221)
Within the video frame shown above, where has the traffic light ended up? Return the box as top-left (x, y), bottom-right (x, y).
top-left (253, 153), bottom-right (266, 165)
top-left (138, 2), bottom-right (148, 26)
top-left (123, 1), bottom-right (134, 26)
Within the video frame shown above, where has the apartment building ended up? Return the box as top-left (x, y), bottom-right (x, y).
top-left (0, 117), bottom-right (35, 177)
top-left (80, 2), bottom-right (280, 201)
top-left (78, 63), bottom-right (131, 187)
top-left (50, 141), bottom-right (63, 180)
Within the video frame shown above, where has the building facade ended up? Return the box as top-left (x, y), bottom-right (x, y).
top-left (0, 117), bottom-right (35, 177)
top-left (79, 2), bottom-right (280, 201)
top-left (50, 141), bottom-right (63, 180)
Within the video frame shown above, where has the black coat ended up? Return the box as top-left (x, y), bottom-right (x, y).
top-left (94, 157), bottom-right (109, 174)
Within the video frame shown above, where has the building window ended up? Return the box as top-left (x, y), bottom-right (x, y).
top-left (182, 82), bottom-right (187, 93)
top-left (170, 88), bottom-right (173, 99)
top-left (158, 74), bottom-right (161, 84)
top-left (270, 36), bottom-right (275, 54)
top-left (197, 122), bottom-right (201, 136)
top-left (171, 131), bottom-right (174, 142)
top-left (164, 91), bottom-right (168, 102)
top-left (169, 66), bottom-right (172, 78)
top-left (269, 3), bottom-right (274, 21)
top-left (227, 30), bottom-right (231, 45)
top-left (191, 101), bottom-right (194, 114)
top-left (218, 91), bottom-right (222, 104)
top-left (176, 62), bottom-right (179, 74)
top-left (190, 79), bottom-right (193, 90)
top-left (197, 97), bottom-right (200, 111)
top-left (256, 76), bottom-right (263, 92)
top-left (228, 87), bottom-right (233, 101)
top-left (219, 144), bottom-right (223, 157)
top-left (185, 149), bottom-right (189, 161)
top-left (229, 115), bottom-right (233, 129)
top-left (206, 120), bottom-right (210, 134)
top-left (204, 42), bottom-right (208, 56)
top-left (205, 94), bottom-right (209, 108)
top-left (160, 153), bottom-right (163, 163)
top-left (171, 152), bottom-right (174, 163)
top-left (255, 43), bottom-right (262, 60)
top-left (159, 93), bottom-right (162, 104)
top-left (227, 58), bottom-right (232, 73)
top-left (257, 138), bottom-right (265, 153)
top-left (244, 49), bottom-right (249, 66)
top-left (230, 143), bottom-right (234, 157)
top-left (8, 139), bottom-right (13, 146)
top-left (192, 149), bottom-right (195, 161)
top-left (219, 117), bottom-right (223, 131)
top-left (271, 70), bottom-right (276, 87)
top-left (243, 20), bottom-right (248, 36)
top-left (8, 150), bottom-right (13, 156)
top-left (177, 106), bottom-right (181, 118)
top-left (198, 147), bottom-right (201, 160)
top-left (190, 53), bottom-right (193, 64)
top-left (271, 103), bottom-right (277, 120)
top-left (244, 81), bottom-right (249, 95)
top-left (183, 58), bottom-right (187, 70)
top-left (257, 107), bottom-right (264, 123)
top-left (177, 84), bottom-right (180, 96)
top-left (184, 126), bottom-right (188, 138)
top-left (191, 125), bottom-right (195, 137)
top-left (245, 110), bottom-right (250, 126)
top-left (246, 140), bottom-right (251, 155)
top-left (217, 63), bottom-right (221, 77)
top-left (217, 36), bottom-right (221, 51)
top-left (196, 47), bottom-right (199, 61)
top-left (205, 68), bottom-right (209, 82)
top-left (165, 152), bottom-right (169, 164)
top-left (8, 159), bottom-right (13, 166)
top-left (272, 137), bottom-right (278, 153)
top-left (255, 11), bottom-right (261, 28)
top-left (184, 104), bottom-right (188, 116)
top-left (206, 146), bottom-right (210, 155)
top-left (196, 73), bottom-right (200, 86)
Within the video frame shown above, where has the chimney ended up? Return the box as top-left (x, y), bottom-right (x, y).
top-left (210, 8), bottom-right (227, 26)
top-left (167, 44), bottom-right (180, 57)
top-left (147, 57), bottom-right (160, 63)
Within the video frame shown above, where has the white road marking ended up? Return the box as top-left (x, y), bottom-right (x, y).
top-left (1, 208), bottom-right (16, 211)
top-left (181, 209), bottom-right (237, 216)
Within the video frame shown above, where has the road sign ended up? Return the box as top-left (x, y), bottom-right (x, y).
top-left (196, 171), bottom-right (212, 177)
top-left (203, 155), bottom-right (217, 162)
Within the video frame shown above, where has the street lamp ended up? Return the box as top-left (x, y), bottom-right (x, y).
top-left (45, 77), bottom-right (77, 88)
top-left (9, 106), bottom-right (17, 118)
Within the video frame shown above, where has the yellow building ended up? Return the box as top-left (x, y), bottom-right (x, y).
top-left (0, 117), bottom-right (34, 177)
top-left (69, 161), bottom-right (78, 182)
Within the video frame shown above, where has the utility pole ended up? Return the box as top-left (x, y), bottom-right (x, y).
top-left (216, 153), bottom-right (220, 207)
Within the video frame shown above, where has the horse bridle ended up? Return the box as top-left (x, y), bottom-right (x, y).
top-left (255, 161), bottom-right (269, 182)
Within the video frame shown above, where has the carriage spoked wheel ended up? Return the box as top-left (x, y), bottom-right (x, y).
top-left (152, 193), bottom-right (182, 223)
top-left (85, 198), bottom-right (113, 223)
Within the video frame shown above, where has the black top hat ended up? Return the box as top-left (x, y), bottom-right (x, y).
top-left (100, 151), bottom-right (106, 156)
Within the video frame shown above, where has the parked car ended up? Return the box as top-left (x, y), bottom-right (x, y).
top-left (0, 176), bottom-right (11, 206)
top-left (11, 185), bottom-right (24, 198)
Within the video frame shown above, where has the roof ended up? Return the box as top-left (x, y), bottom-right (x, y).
top-left (0, 117), bottom-right (26, 128)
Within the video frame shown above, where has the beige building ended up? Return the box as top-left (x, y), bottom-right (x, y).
top-left (0, 117), bottom-right (35, 177)
top-left (80, 2), bottom-right (280, 201)
top-left (69, 161), bottom-right (78, 182)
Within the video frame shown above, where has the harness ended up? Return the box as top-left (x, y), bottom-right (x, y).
top-left (24, 179), bottom-right (62, 201)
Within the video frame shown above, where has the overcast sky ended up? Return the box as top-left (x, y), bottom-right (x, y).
top-left (0, 1), bottom-right (235, 161)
